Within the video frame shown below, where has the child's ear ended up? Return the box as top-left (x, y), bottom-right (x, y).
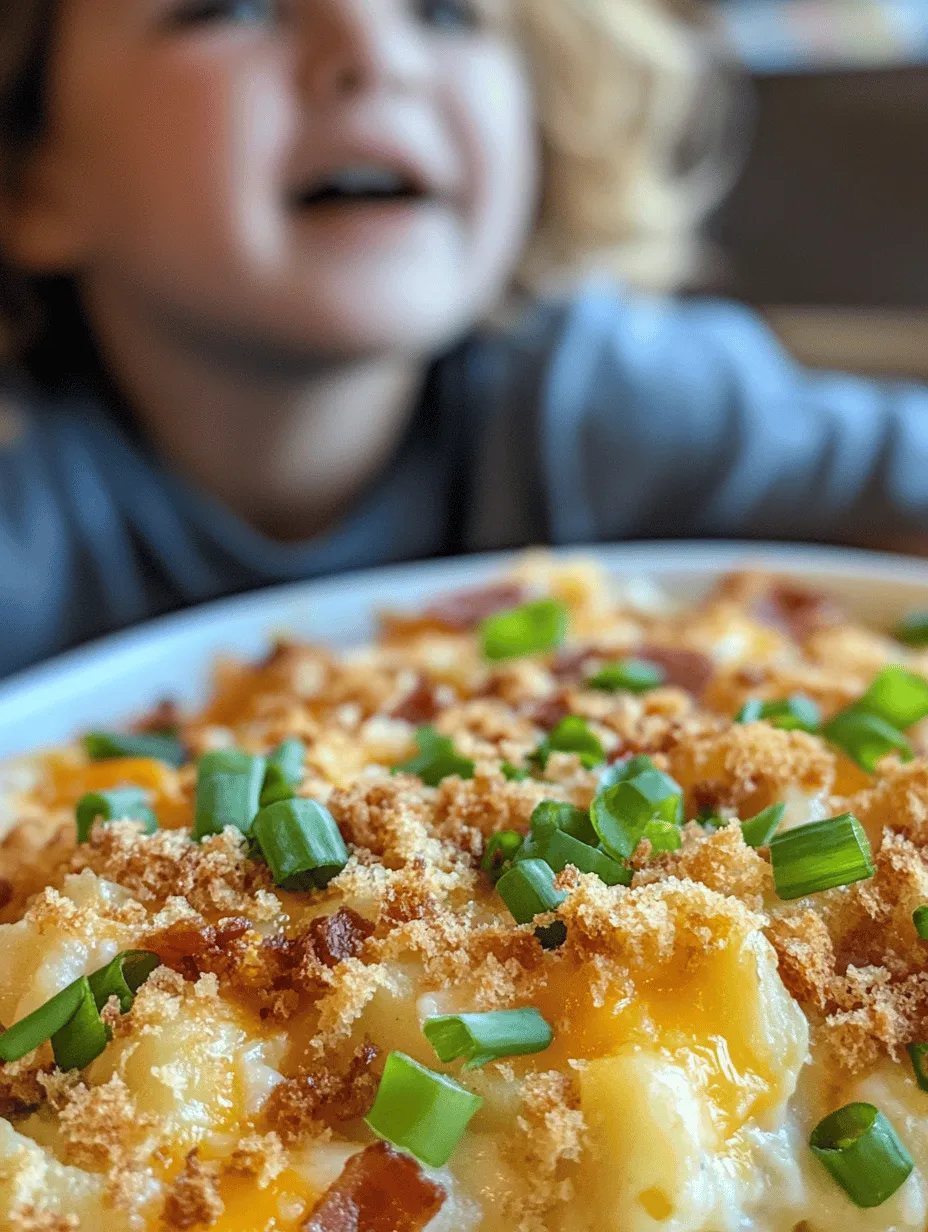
top-left (0, 142), bottom-right (89, 275)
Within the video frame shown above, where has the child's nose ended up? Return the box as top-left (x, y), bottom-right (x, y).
top-left (296, 0), bottom-right (433, 103)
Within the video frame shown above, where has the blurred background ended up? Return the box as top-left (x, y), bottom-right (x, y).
top-left (709, 0), bottom-right (928, 377)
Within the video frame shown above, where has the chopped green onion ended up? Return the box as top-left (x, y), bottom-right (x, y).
top-left (824, 709), bottom-right (912, 774)
top-left (481, 831), bottom-right (523, 882)
top-left (0, 979), bottom-right (87, 1063)
top-left (769, 814), bottom-right (874, 900)
top-left (642, 818), bottom-right (682, 853)
top-left (365, 1051), bottom-right (482, 1168)
top-left (857, 665), bottom-right (928, 730)
top-left (736, 694), bottom-right (821, 733)
top-left (83, 731), bottom-right (185, 767)
top-left (914, 906), bottom-right (928, 941)
top-left (75, 789), bottom-right (156, 844)
top-left (907, 1043), bottom-right (928, 1092)
top-left (393, 726), bottom-right (475, 787)
top-left (497, 858), bottom-right (566, 924)
top-left (590, 768), bottom-right (683, 862)
top-left (518, 816), bottom-right (631, 886)
top-left (894, 612), bottom-right (928, 648)
top-left (810, 1103), bottom-right (913, 1208)
top-left (530, 800), bottom-right (598, 847)
top-left (193, 749), bottom-right (267, 841)
top-left (598, 755), bottom-right (655, 791)
top-left (87, 951), bottom-right (160, 1015)
top-left (252, 798), bottom-right (348, 891)
top-left (423, 1008), bottom-right (553, 1069)
top-left (501, 762), bottom-right (530, 782)
top-left (0, 950), bottom-right (159, 1067)
top-left (740, 802), bottom-right (786, 849)
top-left (260, 738), bottom-right (306, 807)
top-left (50, 978), bottom-right (111, 1071)
top-left (588, 658), bottom-right (665, 694)
top-left (532, 716), bottom-right (605, 771)
top-left (480, 599), bottom-right (568, 662)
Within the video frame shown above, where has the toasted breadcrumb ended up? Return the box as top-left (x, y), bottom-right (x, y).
top-left (226, 1132), bottom-right (288, 1188)
top-left (162, 1150), bottom-right (224, 1229)
top-left (9, 1208), bottom-right (79, 1232)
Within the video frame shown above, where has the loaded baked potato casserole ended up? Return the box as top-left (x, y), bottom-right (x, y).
top-left (5, 558), bottom-right (928, 1231)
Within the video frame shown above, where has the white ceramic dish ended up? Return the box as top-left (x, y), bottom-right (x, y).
top-left (0, 540), bottom-right (927, 762)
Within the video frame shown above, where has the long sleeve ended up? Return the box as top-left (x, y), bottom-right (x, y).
top-left (494, 289), bottom-right (928, 548)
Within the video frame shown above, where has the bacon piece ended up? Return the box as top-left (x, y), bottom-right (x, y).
top-left (268, 1043), bottom-right (382, 1141)
top-left (524, 693), bottom-right (571, 732)
top-left (145, 916), bottom-right (254, 982)
top-left (753, 582), bottom-right (844, 643)
top-left (307, 908), bottom-right (376, 967)
top-left (303, 1140), bottom-right (445, 1232)
top-left (132, 698), bottom-right (182, 735)
top-left (423, 581), bottom-right (526, 631)
top-left (638, 647), bottom-right (714, 697)
top-left (390, 677), bottom-right (440, 724)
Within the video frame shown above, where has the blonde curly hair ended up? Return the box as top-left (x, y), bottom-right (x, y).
top-left (0, 0), bottom-right (741, 371)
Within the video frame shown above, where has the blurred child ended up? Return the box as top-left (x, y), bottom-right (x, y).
top-left (0, 0), bottom-right (927, 676)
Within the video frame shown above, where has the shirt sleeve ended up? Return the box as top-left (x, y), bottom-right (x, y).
top-left (534, 289), bottom-right (928, 546)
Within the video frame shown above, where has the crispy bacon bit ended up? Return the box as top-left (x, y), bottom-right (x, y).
top-left (162, 1150), bottom-right (224, 1229)
top-left (0, 879), bottom-right (13, 911)
top-left (390, 677), bottom-right (440, 725)
top-left (145, 917), bottom-right (254, 982)
top-left (423, 582), bottom-right (526, 631)
top-left (307, 908), bottom-right (376, 967)
top-left (639, 647), bottom-right (713, 697)
top-left (754, 582), bottom-right (845, 642)
top-left (267, 1042), bottom-right (382, 1142)
top-left (132, 698), bottom-right (181, 735)
top-left (524, 693), bottom-right (571, 732)
top-left (550, 649), bottom-right (596, 682)
top-left (303, 1140), bottom-right (445, 1232)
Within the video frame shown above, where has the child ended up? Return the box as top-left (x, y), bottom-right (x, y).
top-left (0, 0), bottom-right (927, 679)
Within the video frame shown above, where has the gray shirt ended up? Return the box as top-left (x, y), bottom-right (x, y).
top-left (3, 285), bottom-right (928, 677)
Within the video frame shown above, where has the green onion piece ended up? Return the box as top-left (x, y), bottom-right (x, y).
top-left (588, 658), bottom-right (666, 694)
top-left (75, 789), bottom-right (156, 844)
top-left (530, 800), bottom-right (598, 847)
top-left (497, 858), bottom-right (566, 924)
top-left (365, 1051), bottom-right (483, 1168)
top-left (740, 802), bottom-right (786, 849)
top-left (914, 905), bottom-right (928, 941)
top-left (252, 798), bottom-right (349, 891)
top-left (642, 818), bottom-right (682, 853)
top-left (590, 768), bottom-right (683, 862)
top-left (50, 977), bottom-right (111, 1071)
top-left (894, 612), bottom-right (928, 648)
top-left (423, 1008), bottom-right (553, 1069)
top-left (532, 716), bottom-right (605, 771)
top-left (857, 665), bottom-right (928, 730)
top-left (480, 599), bottom-right (568, 662)
top-left (260, 738), bottom-right (306, 808)
top-left (501, 762), bottom-right (530, 782)
top-left (481, 831), bottom-right (523, 883)
top-left (769, 814), bottom-right (874, 900)
top-left (393, 726), bottom-right (475, 787)
top-left (810, 1103), bottom-right (913, 1208)
top-left (87, 951), bottom-right (160, 1015)
top-left (83, 731), bottom-right (185, 767)
top-left (824, 709), bottom-right (912, 773)
top-left (0, 950), bottom-right (159, 1067)
top-left (736, 694), bottom-right (821, 733)
top-left (0, 979), bottom-right (87, 1063)
top-left (193, 749), bottom-right (267, 841)
top-left (518, 818), bottom-right (631, 887)
top-left (907, 1043), bottom-right (928, 1092)
top-left (598, 755), bottom-right (656, 791)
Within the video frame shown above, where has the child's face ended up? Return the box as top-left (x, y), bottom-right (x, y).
top-left (15, 0), bottom-right (538, 360)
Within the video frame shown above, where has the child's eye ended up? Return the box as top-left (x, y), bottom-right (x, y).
top-left (165, 0), bottom-right (277, 27)
top-left (413, 0), bottom-right (482, 31)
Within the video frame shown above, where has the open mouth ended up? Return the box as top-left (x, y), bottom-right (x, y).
top-left (293, 165), bottom-right (428, 209)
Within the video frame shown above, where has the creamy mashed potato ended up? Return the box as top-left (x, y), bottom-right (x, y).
top-left (3, 562), bottom-right (928, 1230)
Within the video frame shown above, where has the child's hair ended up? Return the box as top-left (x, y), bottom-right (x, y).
top-left (0, 0), bottom-right (740, 375)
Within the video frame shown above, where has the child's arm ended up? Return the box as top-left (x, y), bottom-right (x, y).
top-left (524, 289), bottom-right (928, 549)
